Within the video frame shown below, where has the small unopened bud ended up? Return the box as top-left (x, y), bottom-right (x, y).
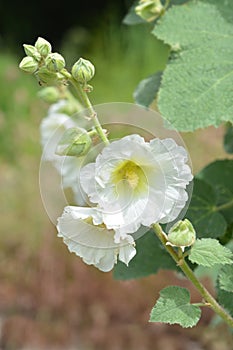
top-left (19, 56), bottom-right (38, 73)
top-left (37, 67), bottom-right (59, 85)
top-left (45, 53), bottom-right (65, 72)
top-left (71, 58), bottom-right (95, 84)
top-left (56, 127), bottom-right (92, 157)
top-left (23, 44), bottom-right (41, 61)
top-left (167, 219), bottom-right (196, 248)
top-left (35, 37), bottom-right (52, 57)
top-left (37, 86), bottom-right (60, 103)
top-left (135, 0), bottom-right (163, 22)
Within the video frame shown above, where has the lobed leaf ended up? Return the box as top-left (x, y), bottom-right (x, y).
top-left (198, 160), bottom-right (233, 224)
top-left (218, 265), bottom-right (233, 293)
top-left (188, 238), bottom-right (233, 267)
top-left (123, 1), bottom-right (146, 25)
top-left (185, 178), bottom-right (227, 238)
top-left (149, 286), bottom-right (201, 328)
top-left (217, 281), bottom-right (233, 317)
top-left (123, 0), bottom-right (190, 26)
top-left (113, 229), bottom-right (178, 280)
top-left (133, 71), bottom-right (163, 107)
top-left (224, 124), bottom-right (233, 154)
top-left (152, 0), bottom-right (233, 131)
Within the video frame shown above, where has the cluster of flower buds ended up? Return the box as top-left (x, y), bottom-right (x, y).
top-left (19, 37), bottom-right (67, 86)
top-left (19, 37), bottom-right (95, 93)
top-left (135, 0), bottom-right (164, 22)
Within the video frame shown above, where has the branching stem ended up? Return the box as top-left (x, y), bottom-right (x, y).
top-left (60, 68), bottom-right (109, 145)
top-left (152, 223), bottom-right (233, 329)
top-left (69, 77), bottom-right (109, 145)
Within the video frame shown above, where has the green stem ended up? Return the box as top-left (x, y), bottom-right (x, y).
top-left (152, 223), bottom-right (233, 329)
top-left (60, 68), bottom-right (109, 145)
top-left (64, 89), bottom-right (83, 113)
top-left (69, 77), bottom-right (109, 145)
top-left (193, 302), bottom-right (211, 308)
top-left (164, 0), bottom-right (170, 10)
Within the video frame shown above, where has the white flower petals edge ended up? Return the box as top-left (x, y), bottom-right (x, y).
top-left (57, 206), bottom-right (136, 272)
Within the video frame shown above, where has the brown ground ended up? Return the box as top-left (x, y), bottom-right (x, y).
top-left (0, 123), bottom-right (233, 349)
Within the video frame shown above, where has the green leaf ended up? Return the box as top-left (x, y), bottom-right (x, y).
top-left (217, 281), bottom-right (233, 317)
top-left (188, 238), bottom-right (233, 267)
top-left (185, 178), bottom-right (227, 238)
top-left (152, 0), bottom-right (233, 131)
top-left (218, 265), bottom-right (233, 292)
top-left (198, 160), bottom-right (233, 224)
top-left (123, 1), bottom-right (146, 25)
top-left (224, 124), bottom-right (233, 154)
top-left (133, 71), bottom-right (162, 107)
top-left (113, 229), bottom-right (177, 280)
top-left (123, 0), bottom-right (190, 26)
top-left (149, 286), bottom-right (201, 328)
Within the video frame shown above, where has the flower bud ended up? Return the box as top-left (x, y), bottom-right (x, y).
top-left (19, 56), bottom-right (38, 74)
top-left (45, 53), bottom-right (66, 72)
top-left (71, 58), bottom-right (95, 84)
top-left (56, 127), bottom-right (92, 157)
top-left (57, 102), bottom-right (80, 116)
top-left (35, 37), bottom-right (52, 57)
top-left (37, 86), bottom-right (60, 103)
top-left (167, 219), bottom-right (196, 248)
top-left (37, 67), bottom-right (59, 86)
top-left (135, 0), bottom-right (163, 22)
top-left (23, 44), bottom-right (41, 61)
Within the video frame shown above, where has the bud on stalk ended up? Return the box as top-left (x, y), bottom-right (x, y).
top-left (35, 37), bottom-right (52, 57)
top-left (19, 56), bottom-right (38, 74)
top-left (167, 219), bottom-right (196, 249)
top-left (71, 58), bottom-right (95, 84)
top-left (56, 127), bottom-right (92, 157)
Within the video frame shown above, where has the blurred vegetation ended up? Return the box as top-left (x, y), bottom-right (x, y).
top-left (0, 12), bottom-right (232, 350)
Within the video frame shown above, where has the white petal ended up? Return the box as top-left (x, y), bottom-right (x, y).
top-left (57, 206), bottom-right (136, 272)
top-left (119, 244), bottom-right (136, 265)
top-left (78, 135), bottom-right (193, 234)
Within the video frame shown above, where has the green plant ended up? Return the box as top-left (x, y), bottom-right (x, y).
top-left (19, 0), bottom-right (233, 331)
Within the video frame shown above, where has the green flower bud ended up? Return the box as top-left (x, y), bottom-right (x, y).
top-left (36, 66), bottom-right (59, 86)
top-left (23, 44), bottom-right (41, 61)
top-left (167, 219), bottom-right (196, 248)
top-left (37, 87), bottom-right (60, 103)
top-left (19, 56), bottom-right (38, 74)
top-left (35, 37), bottom-right (52, 57)
top-left (135, 0), bottom-right (163, 22)
top-left (45, 53), bottom-right (66, 72)
top-left (57, 102), bottom-right (80, 116)
top-left (56, 127), bottom-right (92, 157)
top-left (71, 58), bottom-right (95, 84)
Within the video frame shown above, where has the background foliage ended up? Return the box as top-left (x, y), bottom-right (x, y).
top-left (1, 0), bottom-right (233, 348)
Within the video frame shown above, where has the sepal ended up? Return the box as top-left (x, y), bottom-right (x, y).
top-left (56, 127), bottom-right (92, 157)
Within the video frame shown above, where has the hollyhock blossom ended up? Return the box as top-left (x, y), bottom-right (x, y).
top-left (40, 100), bottom-right (85, 205)
top-left (80, 134), bottom-right (193, 235)
top-left (57, 206), bottom-right (136, 272)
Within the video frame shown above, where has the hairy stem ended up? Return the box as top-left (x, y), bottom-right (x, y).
top-left (69, 77), bottom-right (109, 145)
top-left (152, 223), bottom-right (233, 329)
top-left (60, 68), bottom-right (109, 145)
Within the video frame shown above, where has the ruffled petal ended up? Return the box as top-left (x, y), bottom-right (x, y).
top-left (78, 135), bottom-right (193, 235)
top-left (57, 206), bottom-right (136, 272)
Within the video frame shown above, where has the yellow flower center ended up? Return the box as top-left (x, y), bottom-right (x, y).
top-left (111, 160), bottom-right (146, 191)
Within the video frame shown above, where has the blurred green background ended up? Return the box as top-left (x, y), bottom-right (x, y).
top-left (0, 1), bottom-right (232, 349)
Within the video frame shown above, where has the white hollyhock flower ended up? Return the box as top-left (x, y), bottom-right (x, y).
top-left (57, 206), bottom-right (136, 272)
top-left (40, 100), bottom-right (85, 205)
top-left (80, 134), bottom-right (193, 235)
